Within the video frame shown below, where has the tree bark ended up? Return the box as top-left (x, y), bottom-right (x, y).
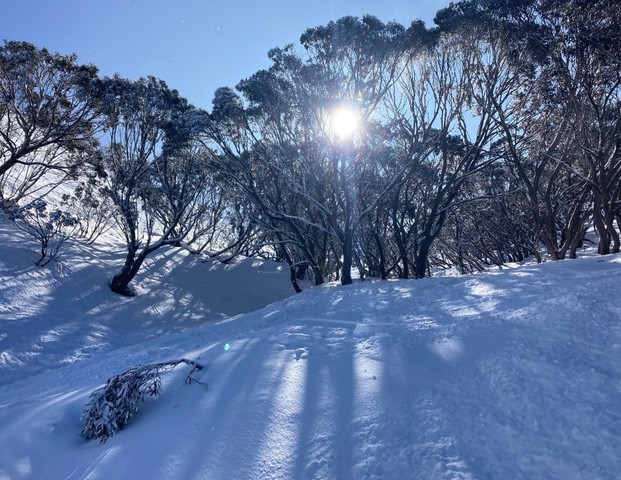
top-left (340, 229), bottom-right (354, 285)
top-left (110, 247), bottom-right (149, 296)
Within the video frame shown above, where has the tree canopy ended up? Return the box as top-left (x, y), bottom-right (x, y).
top-left (2, 3), bottom-right (620, 293)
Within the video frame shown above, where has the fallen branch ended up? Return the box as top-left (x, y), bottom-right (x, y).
top-left (81, 358), bottom-right (205, 443)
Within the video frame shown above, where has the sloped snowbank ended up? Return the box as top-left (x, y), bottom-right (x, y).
top-left (0, 218), bottom-right (620, 479)
top-left (0, 220), bottom-right (296, 386)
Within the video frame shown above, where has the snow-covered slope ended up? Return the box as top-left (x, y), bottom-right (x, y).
top-left (0, 220), bottom-right (620, 479)
top-left (0, 220), bottom-right (296, 386)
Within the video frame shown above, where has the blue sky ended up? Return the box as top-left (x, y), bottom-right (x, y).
top-left (3, 1), bottom-right (451, 109)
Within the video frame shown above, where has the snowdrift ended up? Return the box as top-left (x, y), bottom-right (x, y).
top-left (0, 220), bottom-right (295, 386)
top-left (1, 220), bottom-right (620, 479)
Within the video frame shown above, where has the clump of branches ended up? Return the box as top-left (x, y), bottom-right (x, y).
top-left (81, 358), bottom-right (205, 443)
top-left (9, 199), bottom-right (79, 266)
top-left (60, 182), bottom-right (114, 245)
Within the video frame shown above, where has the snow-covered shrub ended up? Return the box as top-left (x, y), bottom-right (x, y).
top-left (60, 186), bottom-right (113, 245)
top-left (9, 199), bottom-right (79, 266)
top-left (81, 359), bottom-right (204, 443)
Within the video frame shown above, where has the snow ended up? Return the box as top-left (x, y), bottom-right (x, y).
top-left (0, 219), bottom-right (620, 479)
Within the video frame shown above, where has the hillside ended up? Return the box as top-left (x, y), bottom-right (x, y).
top-left (0, 220), bottom-right (620, 479)
top-left (0, 221), bottom-right (296, 386)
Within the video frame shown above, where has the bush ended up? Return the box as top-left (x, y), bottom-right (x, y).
top-left (81, 358), bottom-right (205, 443)
top-left (60, 187), bottom-right (113, 244)
top-left (9, 199), bottom-right (79, 266)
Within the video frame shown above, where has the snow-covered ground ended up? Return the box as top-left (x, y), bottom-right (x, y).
top-left (0, 222), bottom-right (295, 386)
top-left (0, 220), bottom-right (620, 479)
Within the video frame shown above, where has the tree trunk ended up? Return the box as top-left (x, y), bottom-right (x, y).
top-left (568, 224), bottom-right (585, 259)
top-left (311, 265), bottom-right (324, 286)
top-left (35, 242), bottom-right (48, 267)
top-left (340, 230), bottom-right (353, 285)
top-left (415, 237), bottom-right (432, 279)
top-left (372, 230), bottom-right (387, 280)
top-left (110, 248), bottom-right (148, 296)
top-left (390, 195), bottom-right (410, 279)
top-left (593, 196), bottom-right (611, 255)
top-left (279, 246), bottom-right (302, 294)
top-left (289, 267), bottom-right (303, 293)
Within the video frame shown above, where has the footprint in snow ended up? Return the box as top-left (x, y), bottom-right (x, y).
top-left (295, 347), bottom-right (309, 360)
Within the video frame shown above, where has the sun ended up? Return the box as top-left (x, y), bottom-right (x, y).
top-left (330, 106), bottom-right (359, 141)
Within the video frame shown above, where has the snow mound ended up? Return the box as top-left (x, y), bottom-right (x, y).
top-left (0, 217), bottom-right (620, 479)
top-left (0, 220), bottom-right (295, 386)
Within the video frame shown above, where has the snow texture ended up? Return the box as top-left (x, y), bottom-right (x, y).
top-left (0, 219), bottom-right (620, 479)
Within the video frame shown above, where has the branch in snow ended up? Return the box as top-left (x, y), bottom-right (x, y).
top-left (81, 358), bottom-right (205, 443)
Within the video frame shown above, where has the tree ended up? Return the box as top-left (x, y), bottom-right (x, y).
top-left (462, 23), bottom-right (589, 261)
top-left (99, 75), bottom-right (208, 295)
top-left (377, 28), bottom-right (501, 278)
top-left (0, 41), bottom-right (99, 203)
top-left (9, 199), bottom-right (79, 266)
top-left (436, 0), bottom-right (621, 256)
top-left (205, 16), bottom-right (410, 286)
top-left (204, 87), bottom-right (332, 287)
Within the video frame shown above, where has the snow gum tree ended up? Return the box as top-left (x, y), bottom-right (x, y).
top-left (0, 41), bottom-right (100, 203)
top-left (9, 199), bottom-right (79, 266)
top-left (99, 75), bottom-right (209, 296)
top-left (205, 16), bottom-right (410, 286)
top-left (203, 8), bottom-right (620, 281)
top-left (435, 0), bottom-right (621, 257)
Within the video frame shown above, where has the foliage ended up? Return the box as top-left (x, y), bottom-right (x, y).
top-left (9, 199), bottom-right (79, 266)
top-left (4, 4), bottom-right (621, 288)
top-left (0, 41), bottom-right (100, 203)
top-left (81, 359), bottom-right (204, 443)
top-left (97, 75), bottom-right (216, 295)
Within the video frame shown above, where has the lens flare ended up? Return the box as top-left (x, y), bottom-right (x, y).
top-left (331, 107), bottom-right (359, 140)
